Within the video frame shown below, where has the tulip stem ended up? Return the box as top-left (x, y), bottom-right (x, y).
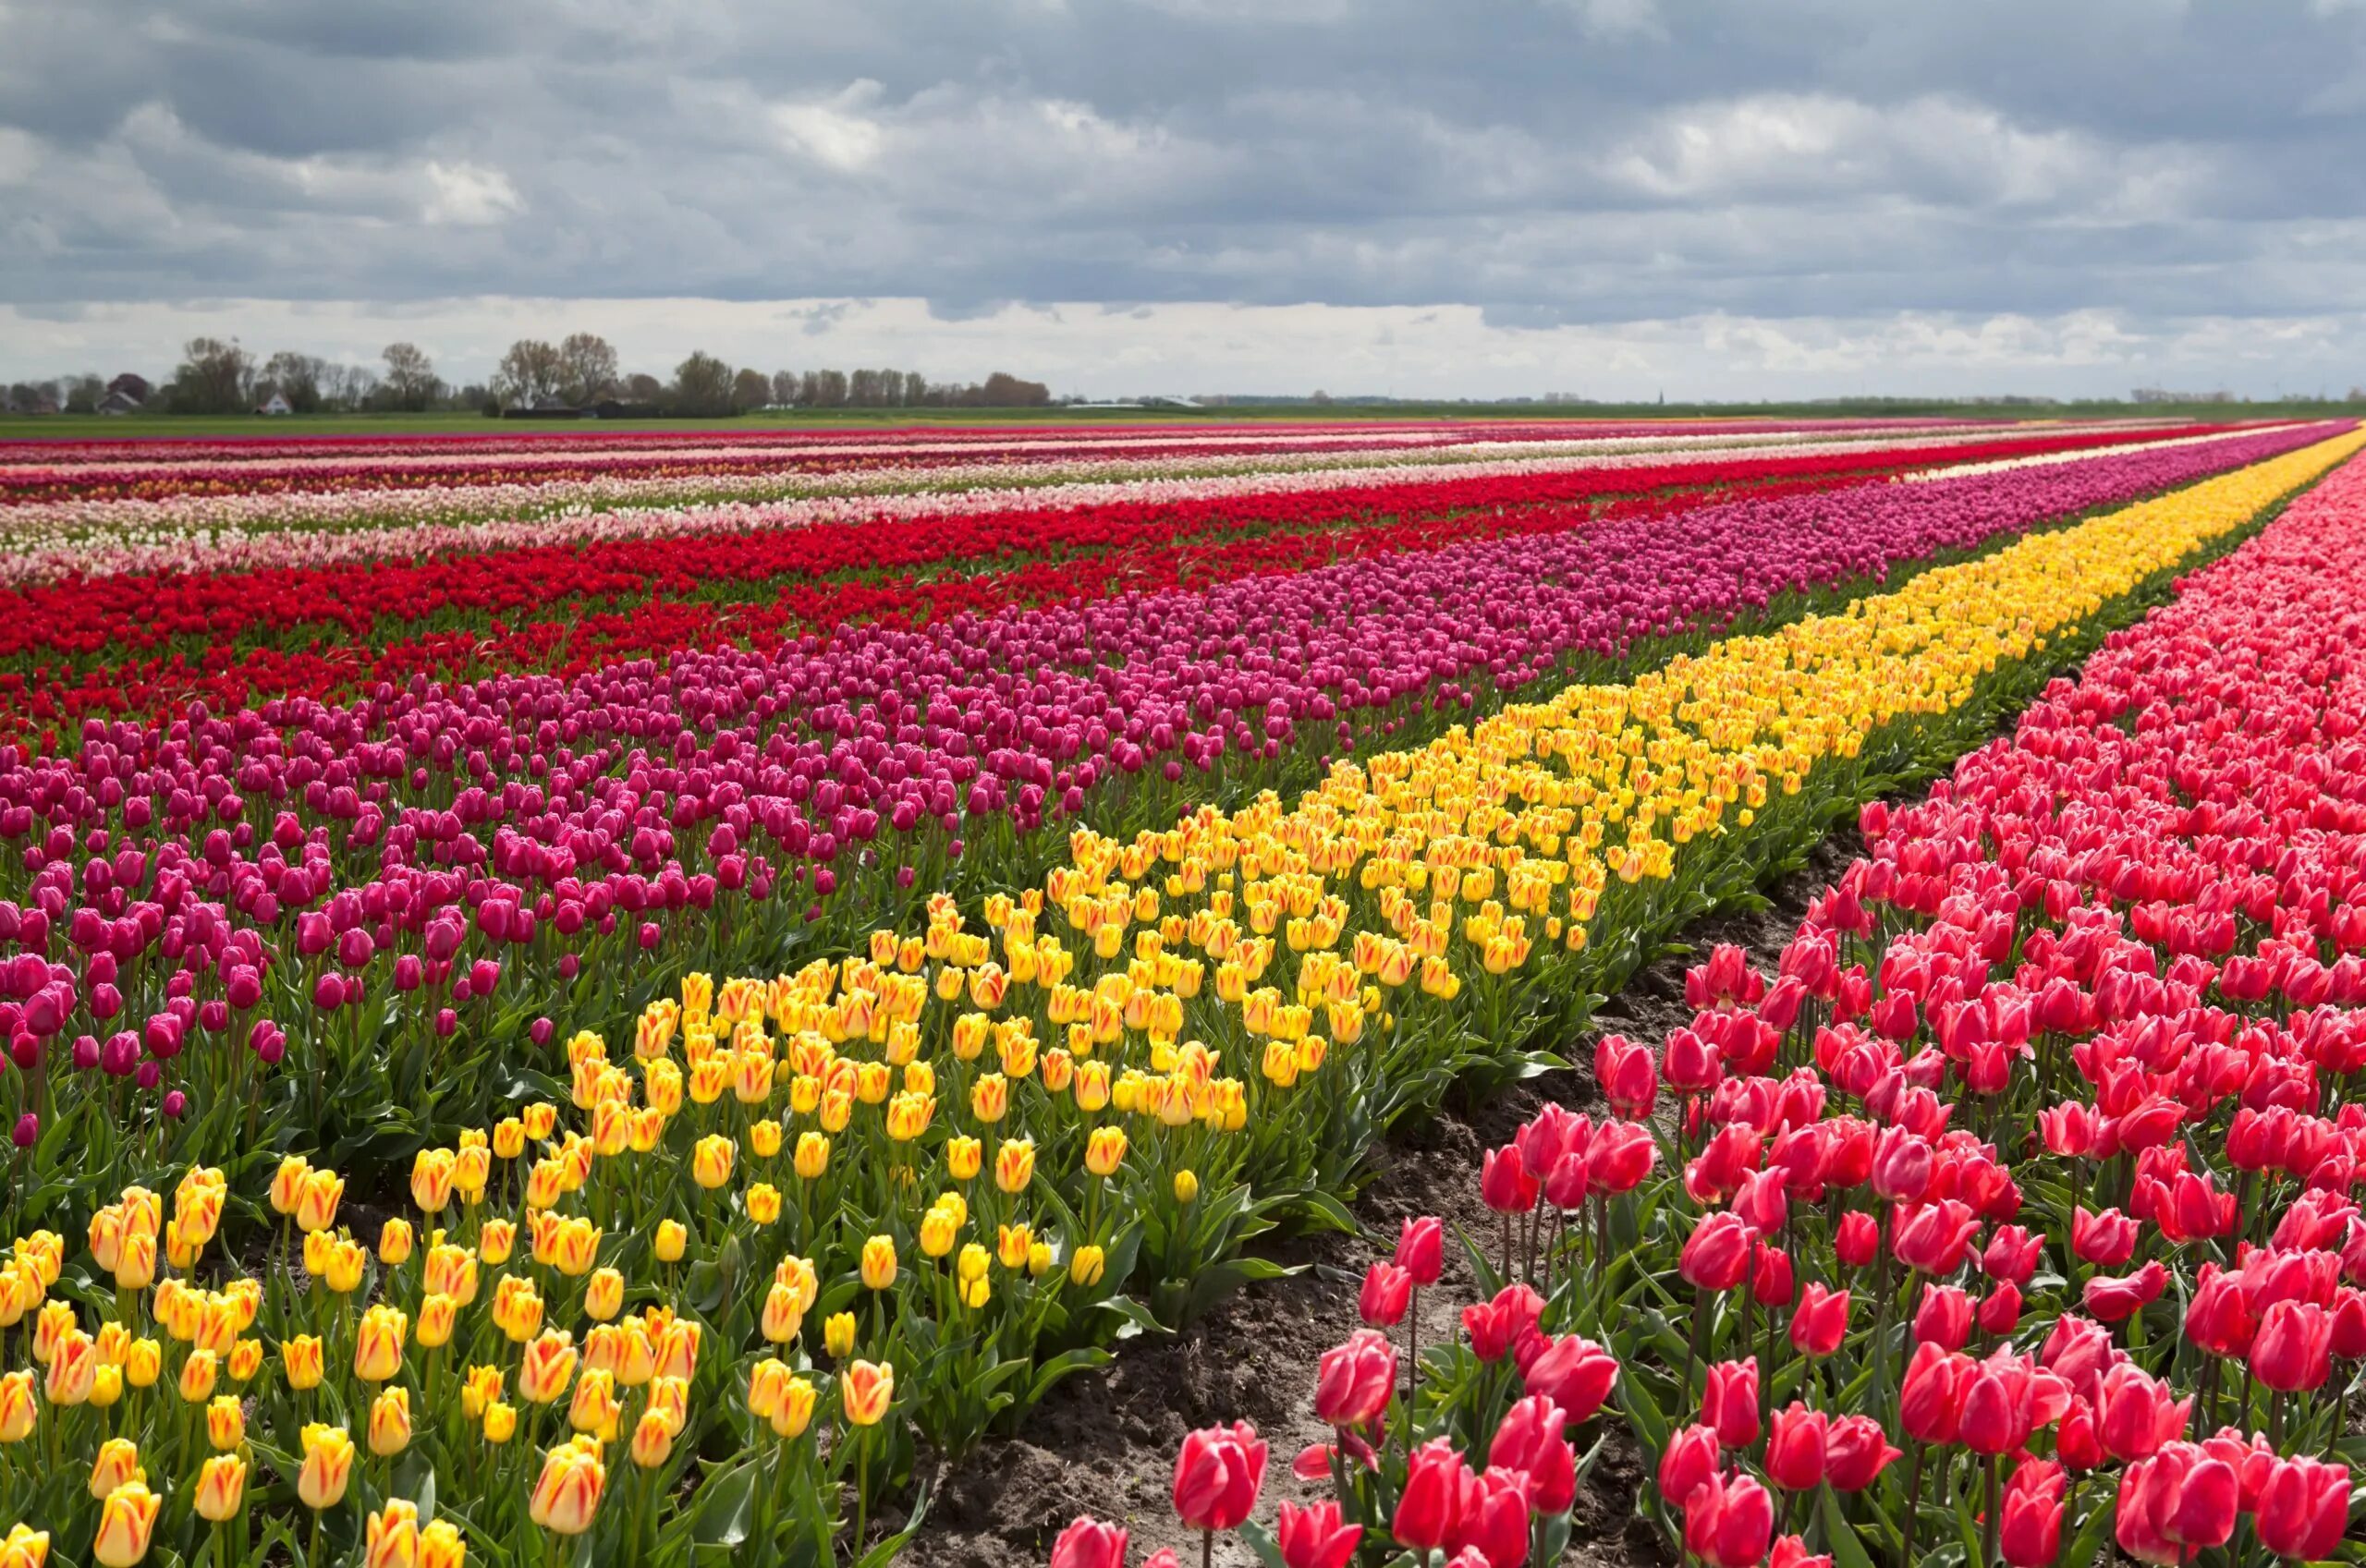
top-left (1900, 1441), bottom-right (1923, 1568)
top-left (1201, 1529), bottom-right (1213, 1568)
top-left (1982, 1453), bottom-right (2000, 1568)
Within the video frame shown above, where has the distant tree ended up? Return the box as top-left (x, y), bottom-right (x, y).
top-left (731, 367), bottom-right (772, 412)
top-left (671, 352), bottom-right (736, 416)
top-left (770, 370), bottom-right (800, 407)
top-left (1309, 389), bottom-right (1333, 407)
top-left (63, 373), bottom-right (105, 414)
top-left (380, 342), bottom-right (441, 411)
top-left (261, 352), bottom-right (326, 413)
top-left (978, 371), bottom-right (1051, 407)
top-left (321, 364), bottom-right (379, 411)
top-left (811, 369), bottom-right (848, 408)
top-left (106, 371), bottom-right (153, 405)
top-left (625, 372), bottom-right (665, 403)
top-left (4, 384), bottom-right (37, 414)
top-left (169, 337), bottom-right (253, 413)
top-left (900, 370), bottom-right (927, 406)
top-left (494, 339), bottom-right (567, 407)
top-left (556, 333), bottom-right (619, 406)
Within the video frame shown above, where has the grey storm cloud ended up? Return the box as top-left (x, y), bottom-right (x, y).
top-left (1, 0), bottom-right (2364, 393)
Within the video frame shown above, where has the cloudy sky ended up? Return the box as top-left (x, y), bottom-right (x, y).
top-left (4, 0), bottom-right (2364, 398)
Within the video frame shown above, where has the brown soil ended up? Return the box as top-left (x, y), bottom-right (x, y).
top-left (896, 826), bottom-right (1871, 1568)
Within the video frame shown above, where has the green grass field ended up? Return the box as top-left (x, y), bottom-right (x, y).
top-left (2, 398), bottom-right (2357, 441)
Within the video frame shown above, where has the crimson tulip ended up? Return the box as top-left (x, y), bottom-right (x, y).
top-left (1681, 1472), bottom-right (1774, 1568)
top-left (1274, 1499), bottom-right (1361, 1568)
top-left (2254, 1455), bottom-right (2351, 1562)
top-left (1700, 1357), bottom-right (1760, 1449)
top-left (1764, 1403), bottom-right (1827, 1491)
top-left (1172, 1420), bottom-right (1265, 1533)
top-left (1312, 1331), bottom-right (1395, 1430)
top-left (1822, 1415), bottom-right (1901, 1491)
top-left (1050, 1517), bottom-right (1128, 1568)
top-left (1520, 1335), bottom-right (1618, 1424)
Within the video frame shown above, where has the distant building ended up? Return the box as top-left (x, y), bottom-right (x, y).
top-left (96, 390), bottom-right (142, 416)
top-left (586, 398), bottom-right (661, 419)
top-left (105, 372), bottom-right (153, 405)
top-left (255, 392), bottom-right (293, 416)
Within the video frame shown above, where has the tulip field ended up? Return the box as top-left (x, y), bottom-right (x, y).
top-left (1, 416), bottom-right (2363, 1567)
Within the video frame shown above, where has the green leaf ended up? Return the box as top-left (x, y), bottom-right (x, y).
top-left (691, 1460), bottom-right (758, 1547)
top-left (1821, 1486), bottom-right (1879, 1568)
top-left (1026, 1346), bottom-right (1114, 1406)
top-left (2059, 1493), bottom-right (2117, 1568)
top-left (1097, 1295), bottom-right (1168, 1339)
top-left (1235, 1521), bottom-right (1290, 1568)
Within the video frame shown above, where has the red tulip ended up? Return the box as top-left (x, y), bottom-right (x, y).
top-left (1764, 1403), bottom-right (1827, 1491)
top-left (2117, 1444), bottom-right (2237, 1563)
top-left (2254, 1456), bottom-right (2351, 1562)
top-left (2184, 1263), bottom-right (2258, 1358)
top-left (1395, 1216), bottom-right (1444, 1287)
top-left (2093, 1364), bottom-right (2190, 1463)
top-left (1822, 1415), bottom-right (1901, 1491)
top-left (2070, 1205), bottom-right (2138, 1268)
top-left (1913, 1283), bottom-right (1971, 1351)
top-left (2250, 1298), bottom-right (2333, 1392)
top-left (1450, 1467), bottom-right (1531, 1568)
top-left (1462, 1284), bottom-right (1543, 1364)
top-left (1678, 1211), bottom-right (1757, 1293)
top-left (1701, 1358), bottom-right (1760, 1449)
top-left (1172, 1420), bottom-right (1265, 1532)
top-left (1312, 1331), bottom-right (1395, 1430)
top-left (1587, 1122), bottom-right (1658, 1193)
top-left (1979, 1224), bottom-right (2043, 1285)
top-left (1770, 1537), bottom-right (1833, 1568)
top-left (1274, 1499), bottom-right (1361, 1568)
top-left (1656, 1422), bottom-right (1720, 1511)
top-left (1977, 1280), bottom-right (2023, 1337)
top-left (1393, 1439), bottom-right (1472, 1552)
top-left (1520, 1335), bottom-right (1618, 1424)
top-left (1050, 1517), bottom-right (1128, 1568)
top-left (1835, 1210), bottom-right (1878, 1268)
top-left (1900, 1341), bottom-right (1970, 1445)
top-left (2082, 1259), bottom-right (2167, 1323)
top-left (1998, 1457), bottom-right (2066, 1568)
top-left (1597, 1034), bottom-right (1659, 1120)
top-left (1482, 1146), bottom-right (1540, 1214)
top-left (1359, 1261), bottom-right (1411, 1329)
top-left (1790, 1282), bottom-right (1849, 1357)
top-left (1489, 1395), bottom-right (1576, 1514)
top-left (1663, 1027), bottom-right (1723, 1094)
top-left (1750, 1242), bottom-right (1795, 1308)
top-left (1681, 1472), bottom-right (1774, 1568)
top-left (1890, 1199), bottom-right (1979, 1274)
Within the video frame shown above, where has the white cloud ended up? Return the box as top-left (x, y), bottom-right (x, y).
top-left (0, 126), bottom-right (36, 185)
top-left (421, 161), bottom-right (522, 225)
top-left (770, 81), bottom-right (887, 173)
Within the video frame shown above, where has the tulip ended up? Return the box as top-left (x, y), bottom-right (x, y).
top-left (2254, 1455), bottom-right (2351, 1562)
top-left (366, 1501), bottom-right (420, 1568)
top-left (1455, 1468), bottom-right (1531, 1568)
top-left (1900, 1342), bottom-right (1970, 1446)
top-left (370, 1386), bottom-right (412, 1456)
top-left (1050, 1518), bottom-right (1129, 1568)
top-left (1701, 1357), bottom-right (1760, 1449)
top-left (1462, 1282), bottom-right (1544, 1362)
top-left (207, 1393), bottom-right (244, 1451)
top-left (530, 1435), bottom-right (606, 1535)
top-left (1835, 1209), bottom-right (1878, 1268)
top-left (2082, 1259), bottom-right (2167, 1323)
top-left (1905, 1279), bottom-right (1974, 1354)
top-left (1999, 1457), bottom-right (2067, 1568)
top-left (298, 1423), bottom-right (356, 1510)
top-left (1521, 1333), bottom-right (1619, 1423)
top-left (1765, 1403), bottom-right (1828, 1491)
top-left (1790, 1282), bottom-right (1849, 1357)
top-left (90, 1437), bottom-right (142, 1499)
top-left (92, 1480), bottom-right (161, 1567)
top-left (1358, 1261), bottom-right (1412, 1327)
top-left (1822, 1414), bottom-right (1901, 1491)
top-left (1312, 1330), bottom-right (1395, 1429)
top-left (353, 1304), bottom-right (408, 1381)
top-left (842, 1358), bottom-right (895, 1426)
top-left (2070, 1205), bottom-right (2138, 1268)
top-left (195, 1453), bottom-right (246, 1522)
top-left (1678, 1211), bottom-right (1756, 1293)
top-left (1489, 1395), bottom-right (1576, 1513)
top-left (860, 1234), bottom-right (897, 1291)
top-left (1394, 1438), bottom-right (1472, 1552)
top-left (2094, 1364), bottom-right (2190, 1463)
top-left (1683, 1471), bottom-right (1775, 1568)
top-left (2250, 1299), bottom-right (2333, 1392)
top-left (2118, 1444), bottom-right (2237, 1563)
top-left (1174, 1419), bottom-right (1267, 1532)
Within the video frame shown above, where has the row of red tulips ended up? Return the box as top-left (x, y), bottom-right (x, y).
top-left (1034, 449), bottom-right (2366, 1566)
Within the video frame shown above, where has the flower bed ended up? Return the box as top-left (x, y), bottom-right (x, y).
top-left (3, 431), bottom-right (2350, 1565)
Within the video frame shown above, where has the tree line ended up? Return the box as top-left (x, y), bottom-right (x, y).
top-left (5, 335), bottom-right (1052, 417)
